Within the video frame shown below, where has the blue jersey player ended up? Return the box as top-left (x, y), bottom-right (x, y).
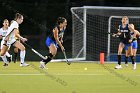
top-left (39, 17), bottom-right (67, 69)
top-left (125, 24), bottom-right (140, 69)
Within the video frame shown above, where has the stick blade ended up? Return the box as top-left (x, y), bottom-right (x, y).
top-left (66, 60), bottom-right (71, 65)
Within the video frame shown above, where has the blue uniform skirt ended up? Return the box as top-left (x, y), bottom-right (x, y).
top-left (124, 40), bottom-right (137, 50)
top-left (131, 40), bottom-right (138, 49)
top-left (45, 37), bottom-right (58, 48)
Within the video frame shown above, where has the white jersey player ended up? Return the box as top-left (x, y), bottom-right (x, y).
top-left (0, 13), bottom-right (29, 67)
top-left (0, 19), bottom-right (12, 66)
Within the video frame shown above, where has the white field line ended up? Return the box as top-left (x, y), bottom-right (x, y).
top-left (0, 73), bottom-right (104, 76)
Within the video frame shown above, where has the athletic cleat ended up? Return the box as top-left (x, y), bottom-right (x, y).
top-left (3, 63), bottom-right (8, 67)
top-left (114, 65), bottom-right (122, 69)
top-left (7, 55), bottom-right (12, 63)
top-left (39, 61), bottom-right (46, 69)
top-left (20, 63), bottom-right (29, 67)
top-left (132, 63), bottom-right (136, 70)
top-left (125, 64), bottom-right (128, 67)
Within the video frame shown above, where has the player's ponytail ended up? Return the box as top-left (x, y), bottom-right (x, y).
top-left (14, 13), bottom-right (23, 20)
top-left (57, 17), bottom-right (66, 25)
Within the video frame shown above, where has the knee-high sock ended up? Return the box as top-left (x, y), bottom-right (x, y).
top-left (14, 52), bottom-right (18, 61)
top-left (1, 54), bottom-right (8, 63)
top-left (5, 52), bottom-right (11, 57)
top-left (117, 55), bottom-right (121, 65)
top-left (43, 53), bottom-right (53, 65)
top-left (125, 56), bottom-right (128, 64)
top-left (130, 56), bottom-right (135, 64)
top-left (134, 56), bottom-right (136, 63)
top-left (20, 50), bottom-right (25, 64)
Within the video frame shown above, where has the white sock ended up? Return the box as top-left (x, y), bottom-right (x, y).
top-left (20, 50), bottom-right (26, 64)
top-left (1, 55), bottom-right (8, 63)
top-left (6, 52), bottom-right (11, 57)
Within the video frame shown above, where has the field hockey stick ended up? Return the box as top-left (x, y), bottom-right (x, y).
top-left (107, 32), bottom-right (114, 35)
top-left (23, 42), bottom-right (47, 60)
top-left (107, 32), bottom-right (120, 38)
top-left (63, 49), bottom-right (71, 65)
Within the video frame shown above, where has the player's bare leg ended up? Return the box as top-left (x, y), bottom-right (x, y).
top-left (115, 43), bottom-right (124, 69)
top-left (13, 47), bottom-right (19, 63)
top-left (0, 45), bottom-right (9, 66)
top-left (125, 50), bottom-right (129, 67)
top-left (13, 41), bottom-right (29, 67)
top-left (131, 47), bottom-right (137, 70)
top-left (40, 44), bottom-right (56, 69)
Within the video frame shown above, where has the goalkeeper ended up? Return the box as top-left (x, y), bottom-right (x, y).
top-left (39, 17), bottom-right (67, 69)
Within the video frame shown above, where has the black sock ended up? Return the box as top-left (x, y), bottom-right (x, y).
top-left (7, 56), bottom-right (11, 63)
top-left (134, 56), bottom-right (136, 62)
top-left (14, 53), bottom-right (18, 63)
top-left (125, 56), bottom-right (128, 64)
top-left (118, 55), bottom-right (121, 65)
top-left (130, 56), bottom-right (135, 64)
top-left (43, 53), bottom-right (53, 65)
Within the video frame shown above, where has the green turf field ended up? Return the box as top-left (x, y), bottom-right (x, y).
top-left (0, 62), bottom-right (139, 93)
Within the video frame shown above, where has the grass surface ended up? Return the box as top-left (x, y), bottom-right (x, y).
top-left (0, 62), bottom-right (139, 93)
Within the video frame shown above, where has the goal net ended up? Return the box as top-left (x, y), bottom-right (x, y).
top-left (71, 6), bottom-right (140, 62)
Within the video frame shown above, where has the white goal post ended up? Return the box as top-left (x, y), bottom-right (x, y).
top-left (71, 6), bottom-right (140, 62)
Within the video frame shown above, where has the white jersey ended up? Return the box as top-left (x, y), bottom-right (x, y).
top-left (4, 21), bottom-right (19, 46)
top-left (0, 27), bottom-right (10, 49)
top-left (0, 27), bottom-right (8, 40)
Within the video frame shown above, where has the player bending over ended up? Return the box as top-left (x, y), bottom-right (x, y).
top-left (0, 13), bottom-right (29, 67)
top-left (39, 17), bottom-right (67, 69)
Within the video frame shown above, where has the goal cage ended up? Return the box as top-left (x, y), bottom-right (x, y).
top-left (71, 6), bottom-right (140, 62)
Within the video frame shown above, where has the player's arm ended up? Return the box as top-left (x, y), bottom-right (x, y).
top-left (14, 29), bottom-right (27, 42)
top-left (4, 33), bottom-right (10, 42)
top-left (0, 35), bottom-right (2, 39)
top-left (112, 25), bottom-right (121, 37)
top-left (60, 27), bottom-right (66, 43)
top-left (136, 30), bottom-right (140, 37)
top-left (112, 29), bottom-right (121, 37)
top-left (0, 30), bottom-right (3, 39)
top-left (133, 30), bottom-right (139, 38)
top-left (128, 24), bottom-right (133, 29)
top-left (128, 24), bottom-right (137, 42)
top-left (60, 33), bottom-right (64, 43)
top-left (130, 30), bottom-right (138, 42)
top-left (53, 27), bottom-right (64, 51)
top-left (0, 35), bottom-right (2, 43)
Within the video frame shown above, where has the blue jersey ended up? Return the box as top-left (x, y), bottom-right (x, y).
top-left (45, 25), bottom-right (65, 47)
top-left (49, 25), bottom-right (64, 41)
top-left (130, 32), bottom-right (138, 49)
top-left (119, 24), bottom-right (131, 44)
top-left (124, 31), bottom-right (138, 50)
